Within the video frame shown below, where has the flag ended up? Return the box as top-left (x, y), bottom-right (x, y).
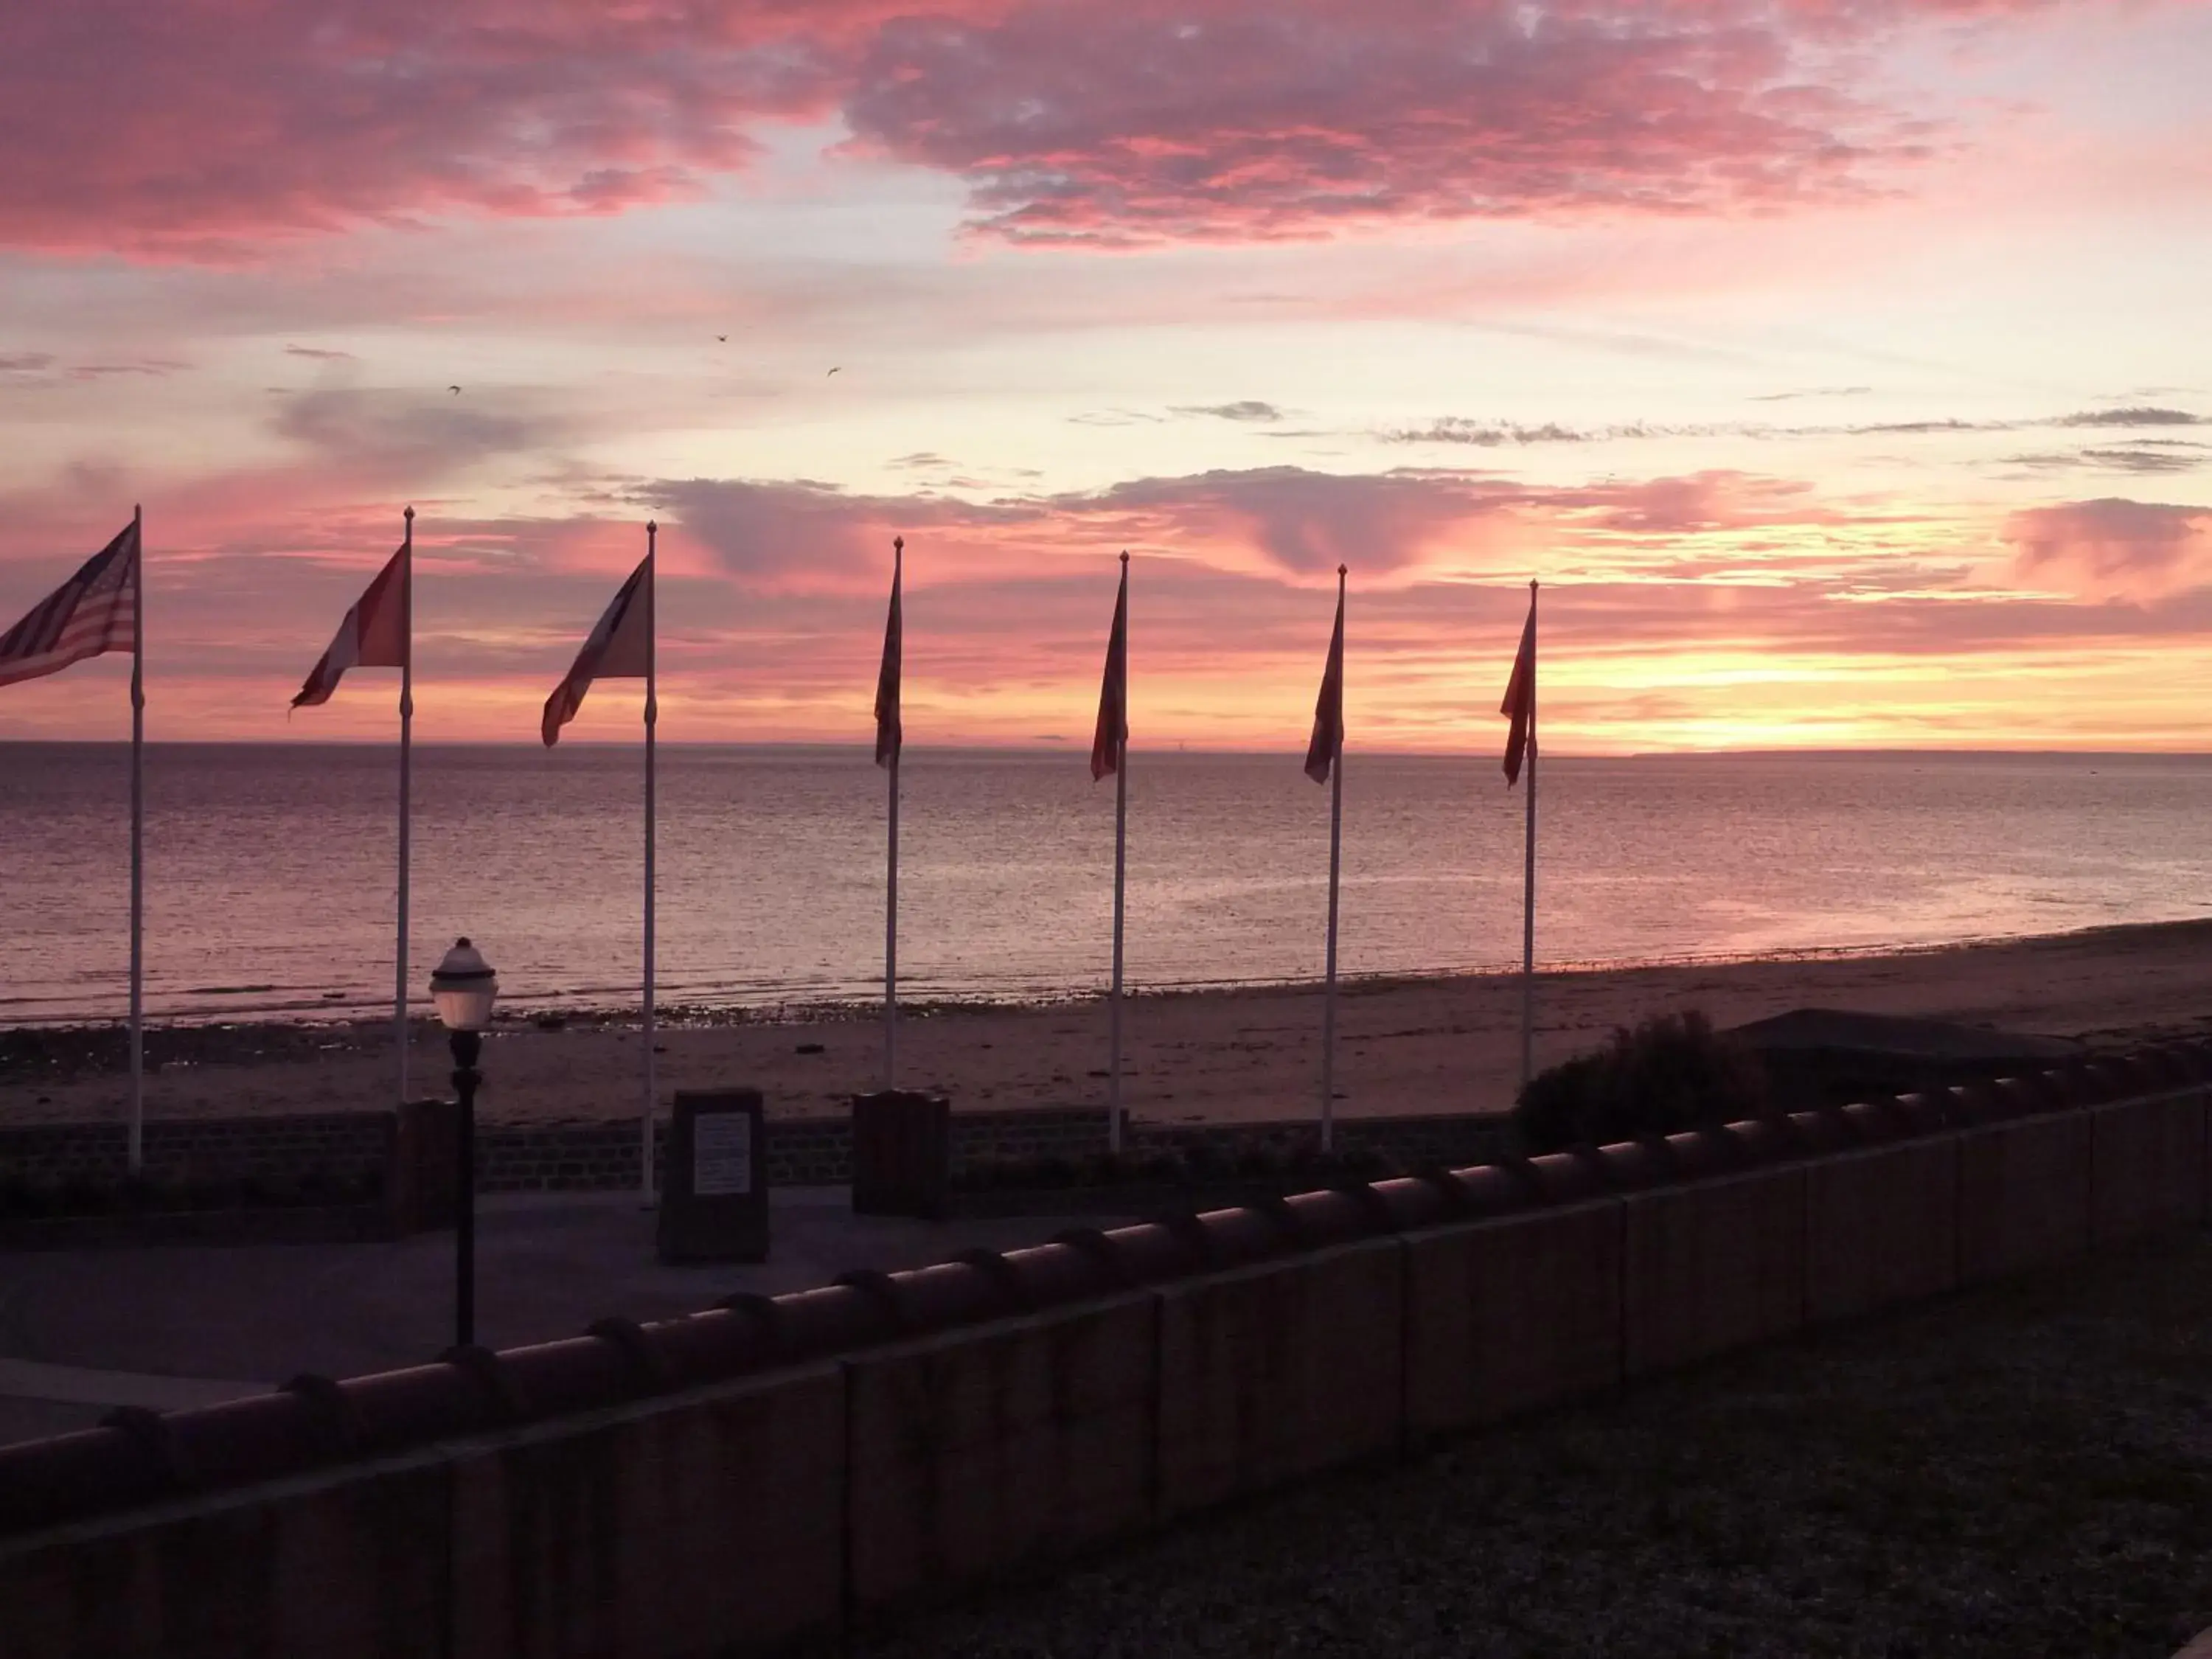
top-left (541, 554), bottom-right (653, 745)
top-left (1304, 571), bottom-right (1346, 785)
top-left (1500, 586), bottom-right (1537, 786)
top-left (874, 537), bottom-right (902, 767)
top-left (0, 520), bottom-right (139, 689)
top-left (293, 542), bottom-right (409, 707)
top-left (1090, 556), bottom-right (1128, 781)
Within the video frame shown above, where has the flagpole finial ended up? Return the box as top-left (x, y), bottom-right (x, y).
top-left (1119, 549), bottom-right (1129, 566)
top-left (894, 535), bottom-right (903, 554)
top-left (403, 504), bottom-right (414, 522)
top-left (1338, 563), bottom-right (1347, 577)
top-left (1530, 577), bottom-right (1538, 591)
top-left (647, 520), bottom-right (658, 535)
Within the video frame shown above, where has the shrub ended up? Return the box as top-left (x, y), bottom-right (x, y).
top-left (1234, 1141), bottom-right (1288, 1181)
top-left (1181, 1141), bottom-right (1230, 1181)
top-left (1334, 1145), bottom-right (1391, 1183)
top-left (1513, 1009), bottom-right (1768, 1156)
top-left (1138, 1150), bottom-right (1184, 1184)
top-left (1079, 1150), bottom-right (1131, 1189)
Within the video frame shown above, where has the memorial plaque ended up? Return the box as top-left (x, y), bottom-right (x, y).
top-left (692, 1112), bottom-right (754, 1197)
top-left (657, 1088), bottom-right (770, 1264)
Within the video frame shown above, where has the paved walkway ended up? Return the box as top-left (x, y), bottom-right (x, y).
top-left (0, 1189), bottom-right (1114, 1449)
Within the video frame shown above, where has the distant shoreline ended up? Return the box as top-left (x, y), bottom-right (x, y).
top-left (8, 917), bottom-right (2211, 1129)
top-left (9, 914), bottom-right (2212, 1040)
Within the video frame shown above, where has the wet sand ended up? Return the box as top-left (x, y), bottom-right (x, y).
top-left (5, 920), bottom-right (2211, 1129)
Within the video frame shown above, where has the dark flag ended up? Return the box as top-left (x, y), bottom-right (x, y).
top-left (1090, 553), bottom-right (1129, 781)
top-left (875, 537), bottom-right (903, 767)
top-left (1304, 566), bottom-right (1346, 785)
top-left (1500, 585), bottom-right (1537, 785)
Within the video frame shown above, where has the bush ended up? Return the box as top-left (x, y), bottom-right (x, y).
top-left (1233, 1141), bottom-right (1289, 1181)
top-left (1138, 1150), bottom-right (1185, 1184)
top-left (1332, 1145), bottom-right (1391, 1183)
top-left (1181, 1141), bottom-right (1230, 1181)
top-left (1079, 1150), bottom-right (1133, 1189)
top-left (1513, 1010), bottom-right (1768, 1156)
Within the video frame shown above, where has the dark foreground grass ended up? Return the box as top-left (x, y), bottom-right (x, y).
top-left (848, 1237), bottom-right (2212, 1659)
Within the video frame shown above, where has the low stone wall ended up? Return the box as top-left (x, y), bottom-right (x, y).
top-left (0, 1113), bottom-right (394, 1184)
top-left (1, 1104), bottom-right (1514, 1193)
top-left (7, 1047), bottom-right (2210, 1659)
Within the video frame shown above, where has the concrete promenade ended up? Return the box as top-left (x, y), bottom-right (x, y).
top-left (0, 1188), bottom-right (1111, 1448)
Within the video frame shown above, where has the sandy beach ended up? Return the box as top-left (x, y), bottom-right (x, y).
top-left (5, 920), bottom-right (2211, 1130)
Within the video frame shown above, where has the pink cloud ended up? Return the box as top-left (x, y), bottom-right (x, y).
top-left (0, 0), bottom-right (874, 258)
top-left (2006, 497), bottom-right (2212, 599)
top-left (0, 0), bottom-right (2111, 258)
top-left (842, 0), bottom-right (1953, 246)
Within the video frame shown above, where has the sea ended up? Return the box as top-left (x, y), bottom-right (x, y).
top-left (2, 744), bottom-right (2209, 1029)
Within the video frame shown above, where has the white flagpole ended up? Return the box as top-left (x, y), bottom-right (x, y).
top-left (128, 504), bottom-right (145, 1172)
top-left (642, 522), bottom-right (658, 1203)
top-left (396, 506), bottom-right (414, 1107)
top-left (885, 537), bottom-right (901, 1093)
top-left (1520, 580), bottom-right (1538, 1092)
top-left (1109, 552), bottom-right (1128, 1155)
top-left (1321, 566), bottom-right (1345, 1152)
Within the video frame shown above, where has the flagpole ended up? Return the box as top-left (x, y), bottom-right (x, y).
top-left (1520, 580), bottom-right (1538, 1092)
top-left (642, 522), bottom-right (658, 1203)
top-left (1108, 551), bottom-right (1128, 1155)
top-left (885, 537), bottom-right (902, 1093)
top-left (396, 506), bottom-right (414, 1109)
top-left (1321, 564), bottom-right (1345, 1152)
top-left (128, 504), bottom-right (145, 1172)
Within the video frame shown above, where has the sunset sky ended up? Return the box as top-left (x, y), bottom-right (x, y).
top-left (3, 0), bottom-right (2208, 753)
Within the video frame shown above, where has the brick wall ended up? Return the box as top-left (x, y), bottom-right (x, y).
top-left (0, 1113), bottom-right (394, 1184)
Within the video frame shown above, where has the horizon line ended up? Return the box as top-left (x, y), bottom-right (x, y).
top-left (4, 738), bottom-right (2211, 762)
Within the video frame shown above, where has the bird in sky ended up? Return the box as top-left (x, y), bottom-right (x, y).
top-left (827, 366), bottom-right (841, 377)
top-left (716, 335), bottom-right (727, 342)
top-left (448, 385), bottom-right (461, 394)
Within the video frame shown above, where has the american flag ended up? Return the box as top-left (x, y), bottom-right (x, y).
top-left (1090, 553), bottom-right (1129, 781)
top-left (0, 520), bottom-right (140, 689)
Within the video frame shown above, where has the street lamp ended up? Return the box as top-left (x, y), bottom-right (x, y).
top-left (430, 937), bottom-right (497, 1349)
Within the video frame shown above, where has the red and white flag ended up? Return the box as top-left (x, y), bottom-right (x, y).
top-left (542, 554), bottom-right (653, 745)
top-left (1500, 585), bottom-right (1537, 786)
top-left (0, 520), bottom-right (139, 689)
top-left (874, 538), bottom-right (902, 768)
top-left (1304, 568), bottom-right (1346, 785)
top-left (293, 542), bottom-right (409, 708)
top-left (1090, 555), bottom-right (1129, 781)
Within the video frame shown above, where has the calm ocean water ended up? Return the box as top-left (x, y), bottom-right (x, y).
top-left (2, 744), bottom-right (2209, 1027)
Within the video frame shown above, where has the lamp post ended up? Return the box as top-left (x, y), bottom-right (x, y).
top-left (430, 937), bottom-right (497, 1349)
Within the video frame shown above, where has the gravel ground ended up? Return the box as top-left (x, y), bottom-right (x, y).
top-left (840, 1237), bottom-right (2212, 1659)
